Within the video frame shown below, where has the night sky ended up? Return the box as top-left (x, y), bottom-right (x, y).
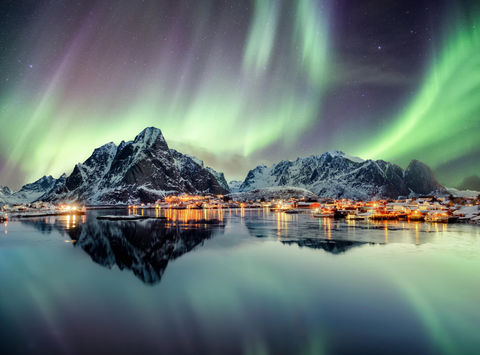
top-left (0, 0), bottom-right (479, 189)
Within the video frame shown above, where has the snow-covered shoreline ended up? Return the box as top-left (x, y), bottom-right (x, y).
top-left (7, 210), bottom-right (86, 219)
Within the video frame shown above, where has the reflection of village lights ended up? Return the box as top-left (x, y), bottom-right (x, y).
top-left (414, 222), bottom-right (420, 244)
top-left (384, 222), bottom-right (389, 243)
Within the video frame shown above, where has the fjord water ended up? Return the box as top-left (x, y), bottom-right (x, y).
top-left (1, 210), bottom-right (479, 355)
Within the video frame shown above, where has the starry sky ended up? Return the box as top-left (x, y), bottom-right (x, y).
top-left (0, 0), bottom-right (479, 189)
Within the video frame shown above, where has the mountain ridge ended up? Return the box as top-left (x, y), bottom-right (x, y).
top-left (238, 151), bottom-right (446, 199)
top-left (40, 127), bottom-right (228, 204)
top-left (0, 129), bottom-right (450, 205)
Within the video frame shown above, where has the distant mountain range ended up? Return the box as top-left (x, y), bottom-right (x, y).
top-left (0, 127), bottom-right (450, 205)
top-left (0, 175), bottom-right (57, 205)
top-left (459, 175), bottom-right (480, 191)
top-left (234, 151), bottom-right (446, 200)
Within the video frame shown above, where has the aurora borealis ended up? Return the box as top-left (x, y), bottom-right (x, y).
top-left (0, 0), bottom-right (479, 189)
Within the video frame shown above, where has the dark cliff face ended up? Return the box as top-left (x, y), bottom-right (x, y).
top-left (404, 160), bottom-right (446, 195)
top-left (104, 128), bottom-right (177, 188)
top-left (170, 149), bottom-right (227, 195)
top-left (41, 174), bottom-right (67, 199)
top-left (42, 127), bottom-right (228, 204)
top-left (238, 152), bottom-right (446, 199)
top-left (206, 167), bottom-right (229, 191)
top-left (65, 165), bottom-right (84, 191)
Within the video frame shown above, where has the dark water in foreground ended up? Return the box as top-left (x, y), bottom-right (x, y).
top-left (1, 209), bottom-right (479, 355)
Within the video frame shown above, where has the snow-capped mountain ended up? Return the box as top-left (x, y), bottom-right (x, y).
top-left (43, 127), bottom-right (228, 204)
top-left (0, 176), bottom-right (58, 205)
top-left (0, 186), bottom-right (11, 204)
top-left (228, 180), bottom-right (242, 193)
top-left (230, 186), bottom-right (318, 201)
top-left (2, 132), bottom-right (449, 205)
top-left (238, 151), bottom-right (446, 199)
top-left (206, 167), bottom-right (229, 191)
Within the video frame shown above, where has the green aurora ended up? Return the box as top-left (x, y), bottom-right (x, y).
top-left (354, 8), bottom-right (480, 186)
top-left (0, 1), bottom-right (478, 188)
top-left (0, 0), bottom-right (330, 188)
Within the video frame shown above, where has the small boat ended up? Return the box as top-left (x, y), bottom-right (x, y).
top-left (284, 209), bottom-right (301, 214)
top-left (368, 213), bottom-right (398, 220)
top-left (313, 213), bottom-right (334, 218)
top-left (448, 215), bottom-right (459, 223)
top-left (270, 207), bottom-right (289, 212)
top-left (346, 213), bottom-right (365, 220)
top-left (333, 210), bottom-right (347, 219)
top-left (408, 211), bottom-right (425, 221)
top-left (425, 213), bottom-right (449, 223)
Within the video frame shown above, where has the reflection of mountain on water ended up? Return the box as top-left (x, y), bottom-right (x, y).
top-left (281, 239), bottom-right (372, 254)
top-left (243, 218), bottom-right (375, 254)
top-left (66, 219), bottom-right (222, 284)
top-left (17, 217), bottom-right (64, 235)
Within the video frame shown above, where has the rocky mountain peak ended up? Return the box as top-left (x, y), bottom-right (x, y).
top-left (133, 127), bottom-right (167, 148)
top-left (22, 175), bottom-right (56, 191)
top-left (404, 159), bottom-right (446, 195)
top-left (41, 127), bottom-right (228, 204)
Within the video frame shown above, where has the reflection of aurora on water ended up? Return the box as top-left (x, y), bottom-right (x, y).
top-left (18, 208), bottom-right (460, 286)
top-left (9, 208), bottom-right (480, 354)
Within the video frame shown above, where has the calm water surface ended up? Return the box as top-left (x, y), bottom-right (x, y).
top-left (1, 209), bottom-right (479, 354)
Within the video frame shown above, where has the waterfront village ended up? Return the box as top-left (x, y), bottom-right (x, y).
top-left (1, 193), bottom-right (480, 224)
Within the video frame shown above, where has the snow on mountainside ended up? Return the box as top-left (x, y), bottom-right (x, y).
top-left (239, 151), bottom-right (447, 199)
top-left (42, 127), bottom-right (228, 204)
top-left (230, 187), bottom-right (318, 201)
top-left (327, 150), bottom-right (365, 163)
top-left (2, 133), bottom-right (451, 205)
top-left (167, 149), bottom-right (228, 191)
top-left (228, 180), bottom-right (242, 193)
top-left (447, 188), bottom-right (480, 199)
top-left (0, 176), bottom-right (57, 205)
top-left (0, 186), bottom-right (11, 204)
